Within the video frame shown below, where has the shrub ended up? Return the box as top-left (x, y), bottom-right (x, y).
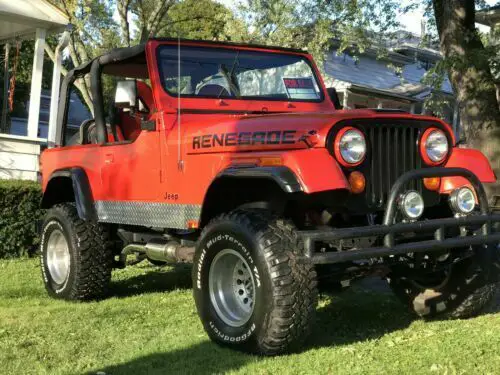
top-left (0, 180), bottom-right (43, 258)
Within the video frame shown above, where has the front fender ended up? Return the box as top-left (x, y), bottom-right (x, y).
top-left (282, 148), bottom-right (349, 193)
top-left (440, 148), bottom-right (496, 193)
top-left (216, 165), bottom-right (302, 193)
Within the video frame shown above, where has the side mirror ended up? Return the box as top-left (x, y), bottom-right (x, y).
top-left (115, 81), bottom-right (137, 109)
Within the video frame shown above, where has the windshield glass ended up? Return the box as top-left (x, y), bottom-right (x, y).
top-left (157, 45), bottom-right (323, 102)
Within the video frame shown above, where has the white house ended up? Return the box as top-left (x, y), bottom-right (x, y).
top-left (0, 0), bottom-right (69, 181)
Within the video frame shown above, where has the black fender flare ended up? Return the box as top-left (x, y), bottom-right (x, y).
top-left (42, 168), bottom-right (97, 221)
top-left (215, 166), bottom-right (303, 193)
top-left (199, 165), bottom-right (303, 227)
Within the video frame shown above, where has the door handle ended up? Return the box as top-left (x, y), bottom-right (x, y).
top-left (104, 153), bottom-right (114, 164)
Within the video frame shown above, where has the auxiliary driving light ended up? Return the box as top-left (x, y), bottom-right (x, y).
top-left (398, 191), bottom-right (424, 220)
top-left (449, 187), bottom-right (475, 214)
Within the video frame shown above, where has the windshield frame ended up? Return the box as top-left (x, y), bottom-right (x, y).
top-left (156, 44), bottom-right (326, 103)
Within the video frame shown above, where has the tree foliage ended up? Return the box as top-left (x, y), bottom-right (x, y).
top-left (235, 0), bottom-right (404, 63)
top-left (157, 0), bottom-right (234, 40)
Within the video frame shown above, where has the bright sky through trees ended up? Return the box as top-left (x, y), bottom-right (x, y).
top-left (215, 0), bottom-right (498, 34)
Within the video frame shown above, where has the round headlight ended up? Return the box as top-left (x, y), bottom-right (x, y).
top-left (424, 129), bottom-right (448, 163)
top-left (449, 187), bottom-right (475, 214)
top-left (336, 128), bottom-right (366, 165)
top-left (398, 191), bottom-right (424, 220)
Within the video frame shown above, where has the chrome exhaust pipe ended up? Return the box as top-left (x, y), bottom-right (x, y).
top-left (122, 239), bottom-right (194, 264)
top-left (144, 239), bottom-right (179, 263)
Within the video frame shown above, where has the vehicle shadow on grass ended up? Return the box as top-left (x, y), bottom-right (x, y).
top-left (90, 341), bottom-right (255, 375)
top-left (311, 281), bottom-right (415, 348)
top-left (95, 277), bottom-right (416, 375)
top-left (109, 263), bottom-right (193, 298)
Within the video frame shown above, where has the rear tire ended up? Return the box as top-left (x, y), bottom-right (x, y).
top-left (388, 245), bottom-right (499, 319)
top-left (40, 203), bottom-right (112, 301)
top-left (193, 210), bottom-right (318, 355)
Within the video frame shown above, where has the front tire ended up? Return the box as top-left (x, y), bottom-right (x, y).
top-left (40, 203), bottom-right (112, 301)
top-left (388, 245), bottom-right (498, 319)
top-left (193, 210), bottom-right (318, 355)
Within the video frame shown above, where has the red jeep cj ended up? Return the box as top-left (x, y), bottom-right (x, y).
top-left (40, 39), bottom-right (500, 355)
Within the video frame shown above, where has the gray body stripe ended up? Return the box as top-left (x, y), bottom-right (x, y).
top-left (94, 201), bottom-right (202, 229)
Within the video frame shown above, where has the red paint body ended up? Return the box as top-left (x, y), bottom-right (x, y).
top-left (41, 40), bottom-right (496, 227)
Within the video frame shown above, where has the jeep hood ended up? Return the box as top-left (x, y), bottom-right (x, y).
top-left (185, 109), bottom-right (452, 154)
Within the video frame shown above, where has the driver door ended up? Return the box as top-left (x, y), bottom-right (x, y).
top-left (99, 81), bottom-right (161, 204)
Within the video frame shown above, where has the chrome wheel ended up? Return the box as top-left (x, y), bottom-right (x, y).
top-left (209, 249), bottom-right (256, 327)
top-left (46, 228), bottom-right (70, 284)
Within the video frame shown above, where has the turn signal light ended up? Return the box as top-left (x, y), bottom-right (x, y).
top-left (187, 220), bottom-right (199, 229)
top-left (348, 171), bottom-right (366, 194)
top-left (259, 157), bottom-right (282, 166)
top-left (423, 177), bottom-right (441, 191)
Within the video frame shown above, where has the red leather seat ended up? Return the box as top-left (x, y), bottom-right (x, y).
top-left (119, 81), bottom-right (155, 141)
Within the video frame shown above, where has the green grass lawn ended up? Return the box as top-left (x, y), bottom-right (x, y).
top-left (0, 258), bottom-right (499, 375)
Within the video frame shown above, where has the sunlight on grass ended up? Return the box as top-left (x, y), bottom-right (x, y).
top-left (0, 259), bottom-right (498, 375)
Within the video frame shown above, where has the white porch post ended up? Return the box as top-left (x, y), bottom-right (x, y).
top-left (342, 90), bottom-right (349, 109)
top-left (1, 43), bottom-right (10, 133)
top-left (47, 47), bottom-right (62, 147)
top-left (27, 28), bottom-right (46, 139)
top-left (377, 100), bottom-right (383, 109)
top-left (410, 103), bottom-right (416, 114)
top-left (48, 30), bottom-right (70, 148)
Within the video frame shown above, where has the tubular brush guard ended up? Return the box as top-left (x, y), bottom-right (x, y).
top-left (299, 167), bottom-right (500, 265)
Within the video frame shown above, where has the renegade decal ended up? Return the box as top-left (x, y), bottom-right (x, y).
top-left (192, 130), bottom-right (296, 149)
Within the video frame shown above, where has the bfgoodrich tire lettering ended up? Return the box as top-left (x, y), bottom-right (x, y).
top-left (40, 203), bottom-right (112, 301)
top-left (193, 210), bottom-right (318, 355)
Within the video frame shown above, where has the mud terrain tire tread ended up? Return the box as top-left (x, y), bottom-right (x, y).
top-left (41, 203), bottom-right (112, 301)
top-left (446, 283), bottom-right (497, 319)
top-left (388, 248), bottom-right (498, 319)
top-left (194, 210), bottom-right (318, 355)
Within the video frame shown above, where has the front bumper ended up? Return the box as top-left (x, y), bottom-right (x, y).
top-left (300, 167), bottom-right (500, 265)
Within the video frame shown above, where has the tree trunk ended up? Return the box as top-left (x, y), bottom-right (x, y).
top-left (432, 0), bottom-right (500, 203)
top-left (117, 0), bottom-right (131, 47)
top-left (44, 44), bottom-right (94, 115)
top-left (139, 1), bottom-right (175, 43)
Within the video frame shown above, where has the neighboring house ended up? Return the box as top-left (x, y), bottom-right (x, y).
top-left (323, 31), bottom-right (459, 134)
top-left (10, 89), bottom-right (91, 140)
top-left (477, 5), bottom-right (500, 32)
